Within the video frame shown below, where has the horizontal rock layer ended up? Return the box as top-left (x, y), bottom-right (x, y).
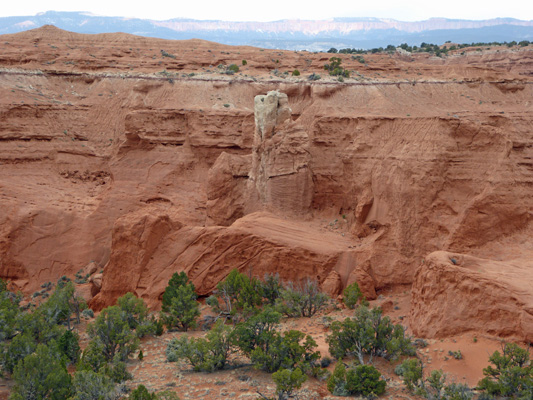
top-left (0, 27), bottom-right (532, 340)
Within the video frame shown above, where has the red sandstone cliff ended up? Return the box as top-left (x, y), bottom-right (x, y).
top-left (0, 26), bottom-right (532, 340)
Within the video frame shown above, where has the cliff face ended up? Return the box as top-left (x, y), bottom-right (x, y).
top-left (1, 26), bottom-right (532, 340)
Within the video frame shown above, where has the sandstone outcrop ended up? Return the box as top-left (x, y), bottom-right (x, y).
top-left (91, 211), bottom-right (367, 308)
top-left (250, 90), bottom-right (313, 215)
top-left (1, 26), bottom-right (532, 340)
top-left (410, 251), bottom-right (533, 341)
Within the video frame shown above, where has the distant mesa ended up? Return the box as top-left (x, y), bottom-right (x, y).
top-left (0, 11), bottom-right (532, 50)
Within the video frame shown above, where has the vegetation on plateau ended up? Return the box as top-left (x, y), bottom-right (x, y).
top-left (1, 267), bottom-right (532, 400)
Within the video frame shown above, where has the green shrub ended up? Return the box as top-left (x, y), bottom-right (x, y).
top-left (228, 64), bottom-right (240, 73)
top-left (346, 364), bottom-right (386, 398)
top-left (449, 350), bottom-right (463, 360)
top-left (38, 280), bottom-right (75, 328)
top-left (250, 329), bottom-right (320, 373)
top-left (210, 269), bottom-right (263, 321)
top-left (162, 282), bottom-right (199, 332)
top-left (166, 320), bottom-right (233, 372)
top-left (424, 369), bottom-right (446, 398)
top-left (327, 306), bottom-right (414, 364)
top-left (233, 307), bottom-right (281, 357)
top-left (72, 370), bottom-right (116, 400)
top-left (327, 362), bottom-right (386, 398)
top-left (242, 60), bottom-right (247, 65)
top-left (0, 279), bottom-right (21, 342)
top-left (276, 278), bottom-right (328, 318)
top-left (99, 358), bottom-right (132, 383)
top-left (77, 340), bottom-right (107, 375)
top-left (261, 273), bottom-right (283, 306)
top-left (10, 344), bottom-right (73, 400)
top-left (399, 364), bottom-right (475, 400)
top-left (398, 358), bottom-right (423, 392)
top-left (81, 309), bottom-right (94, 319)
top-left (130, 384), bottom-right (158, 400)
top-left (86, 305), bottom-right (139, 362)
top-left (162, 272), bottom-right (193, 311)
top-left (155, 392), bottom-right (180, 400)
top-left (343, 282), bottom-right (364, 309)
top-left (161, 50), bottom-right (176, 59)
top-left (1, 332), bottom-right (37, 374)
top-left (443, 383), bottom-right (474, 400)
top-left (321, 357), bottom-right (332, 368)
top-left (292, 69), bottom-right (300, 76)
top-left (327, 363), bottom-right (349, 396)
top-left (478, 342), bottom-right (533, 398)
top-left (57, 329), bottom-right (80, 365)
top-left (272, 368), bottom-right (307, 400)
top-left (149, 317), bottom-right (163, 336)
top-left (324, 57), bottom-right (349, 77)
top-left (117, 292), bottom-right (152, 336)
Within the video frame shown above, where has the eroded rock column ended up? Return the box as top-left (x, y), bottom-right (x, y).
top-left (249, 90), bottom-right (313, 215)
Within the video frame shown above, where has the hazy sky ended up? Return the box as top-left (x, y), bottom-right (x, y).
top-left (2, 0), bottom-right (533, 22)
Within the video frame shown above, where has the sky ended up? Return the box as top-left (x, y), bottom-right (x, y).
top-left (2, 0), bottom-right (533, 22)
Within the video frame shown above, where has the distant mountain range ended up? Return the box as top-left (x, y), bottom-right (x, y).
top-left (1, 11), bottom-right (532, 50)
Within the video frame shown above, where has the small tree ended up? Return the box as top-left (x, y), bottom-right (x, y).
top-left (346, 364), bottom-right (386, 398)
top-left (233, 307), bottom-right (281, 357)
top-left (162, 272), bottom-right (193, 312)
top-left (211, 269), bottom-right (263, 321)
top-left (162, 280), bottom-right (199, 332)
top-left (57, 329), bottom-right (81, 365)
top-left (443, 383), bottom-right (473, 400)
top-left (130, 384), bottom-right (158, 400)
top-left (261, 273), bottom-right (283, 306)
top-left (65, 281), bottom-right (88, 326)
top-left (324, 57), bottom-right (349, 77)
top-left (1, 332), bottom-right (37, 374)
top-left (398, 362), bottom-right (475, 400)
top-left (87, 305), bottom-right (139, 362)
top-left (327, 306), bottom-right (414, 364)
top-left (72, 370), bottom-right (116, 400)
top-left (16, 308), bottom-right (64, 345)
top-left (277, 278), bottom-right (328, 318)
top-left (117, 292), bottom-right (153, 337)
top-left (10, 343), bottom-right (73, 400)
top-left (99, 357), bottom-right (132, 383)
top-left (398, 358), bottom-right (424, 392)
top-left (343, 282), bottom-right (364, 309)
top-left (0, 279), bottom-right (21, 342)
top-left (327, 362), bottom-right (386, 398)
top-left (250, 329), bottom-right (321, 373)
top-left (37, 281), bottom-right (72, 328)
top-left (272, 368), bottom-right (307, 400)
top-left (327, 362), bottom-right (349, 396)
top-left (478, 342), bottom-right (533, 398)
top-left (425, 369), bottom-right (446, 398)
top-left (77, 339), bottom-right (107, 374)
top-left (166, 320), bottom-right (233, 372)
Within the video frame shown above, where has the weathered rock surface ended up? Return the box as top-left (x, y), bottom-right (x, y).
top-left (410, 251), bottom-right (533, 341)
top-left (0, 26), bottom-right (532, 340)
top-left (250, 90), bottom-right (313, 215)
top-left (92, 211), bottom-right (362, 309)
